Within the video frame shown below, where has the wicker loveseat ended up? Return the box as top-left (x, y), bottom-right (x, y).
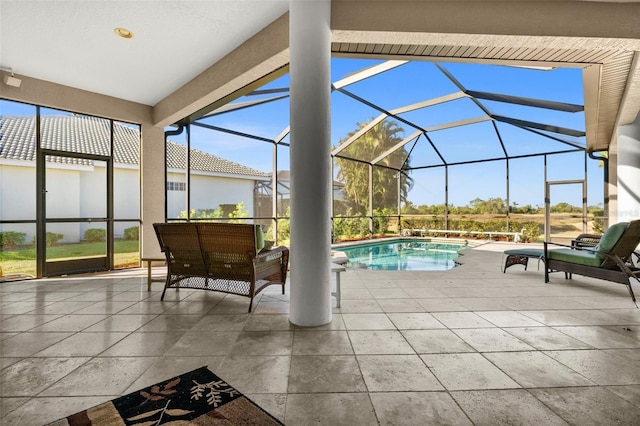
top-left (154, 222), bottom-right (289, 312)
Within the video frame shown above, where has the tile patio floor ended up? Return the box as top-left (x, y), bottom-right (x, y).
top-left (1, 242), bottom-right (640, 425)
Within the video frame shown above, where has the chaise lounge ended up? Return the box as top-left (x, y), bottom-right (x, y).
top-left (543, 220), bottom-right (640, 305)
top-left (154, 222), bottom-right (289, 312)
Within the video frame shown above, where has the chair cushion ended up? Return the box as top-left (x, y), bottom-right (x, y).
top-left (255, 225), bottom-right (265, 253)
top-left (547, 248), bottom-right (602, 267)
top-left (593, 222), bottom-right (628, 260)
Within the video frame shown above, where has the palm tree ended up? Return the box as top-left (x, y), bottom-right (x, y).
top-left (335, 119), bottom-right (413, 214)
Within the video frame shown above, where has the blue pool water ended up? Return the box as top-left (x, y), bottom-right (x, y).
top-left (338, 239), bottom-right (467, 271)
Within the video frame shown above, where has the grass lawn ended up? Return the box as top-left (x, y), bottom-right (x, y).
top-left (0, 240), bottom-right (140, 276)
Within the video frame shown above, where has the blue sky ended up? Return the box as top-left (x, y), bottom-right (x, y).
top-left (188, 58), bottom-right (603, 208)
top-left (2, 58), bottom-right (603, 209)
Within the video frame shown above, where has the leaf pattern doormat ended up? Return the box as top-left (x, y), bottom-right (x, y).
top-left (46, 366), bottom-right (283, 425)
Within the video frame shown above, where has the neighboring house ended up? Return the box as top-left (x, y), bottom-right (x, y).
top-left (0, 115), bottom-right (269, 243)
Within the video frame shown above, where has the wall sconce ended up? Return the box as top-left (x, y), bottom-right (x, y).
top-left (1, 68), bottom-right (22, 87)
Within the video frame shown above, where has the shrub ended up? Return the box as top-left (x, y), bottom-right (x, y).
top-left (46, 232), bottom-right (64, 247)
top-left (84, 228), bottom-right (106, 242)
top-left (0, 231), bottom-right (26, 249)
top-left (123, 226), bottom-right (139, 240)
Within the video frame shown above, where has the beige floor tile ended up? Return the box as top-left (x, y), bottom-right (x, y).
top-left (285, 393), bottom-right (378, 426)
top-left (453, 328), bottom-right (535, 352)
top-left (39, 357), bottom-right (156, 396)
top-left (0, 314), bottom-right (63, 332)
top-left (402, 287), bottom-right (448, 298)
top-left (100, 331), bottom-right (186, 357)
top-left (606, 385), bottom-right (640, 408)
top-left (0, 332), bottom-right (73, 357)
top-left (162, 331), bottom-right (240, 356)
top-left (1, 357), bottom-right (90, 396)
top-left (136, 314), bottom-right (205, 331)
top-left (293, 313), bottom-right (347, 330)
top-left (341, 288), bottom-right (374, 300)
top-left (124, 356), bottom-right (225, 393)
top-left (476, 310), bottom-right (545, 327)
top-left (244, 393), bottom-right (287, 423)
top-left (376, 298), bottom-right (426, 312)
top-left (342, 313), bottom-right (396, 330)
top-left (338, 299), bottom-right (383, 313)
top-left (530, 387), bottom-right (640, 425)
top-left (229, 331), bottom-right (293, 355)
top-left (243, 314), bottom-right (292, 331)
top-left (369, 288), bottom-right (411, 299)
top-left (217, 355), bottom-right (290, 393)
top-left (0, 396), bottom-right (30, 418)
top-left (545, 349), bottom-right (640, 385)
top-left (348, 330), bottom-right (415, 355)
top-left (28, 314), bottom-right (112, 332)
top-left (70, 301), bottom-right (137, 315)
top-left (1, 396), bottom-right (113, 426)
top-left (451, 389), bottom-right (569, 425)
top-left (455, 298), bottom-right (510, 311)
top-left (292, 330), bottom-right (353, 355)
top-left (115, 301), bottom-right (177, 315)
top-left (82, 314), bottom-right (158, 332)
top-left (371, 392), bottom-right (473, 426)
top-left (402, 329), bottom-right (476, 354)
top-left (552, 326), bottom-right (640, 349)
top-left (416, 298), bottom-right (469, 312)
top-left (387, 312), bottom-right (446, 330)
top-left (520, 310), bottom-right (595, 326)
top-left (160, 301), bottom-right (217, 315)
top-left (504, 326), bottom-right (595, 350)
top-left (431, 312), bottom-right (496, 329)
top-left (24, 300), bottom-right (96, 315)
top-left (288, 355), bottom-right (366, 393)
top-left (604, 348), bottom-right (640, 363)
top-left (189, 314), bottom-right (250, 331)
top-left (253, 300), bottom-right (290, 314)
top-left (485, 351), bottom-right (596, 387)
top-left (358, 354), bottom-right (443, 391)
top-left (35, 332), bottom-right (130, 357)
top-left (0, 357), bottom-right (22, 370)
top-left (421, 353), bottom-right (520, 390)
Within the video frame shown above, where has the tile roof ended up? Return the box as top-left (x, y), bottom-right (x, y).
top-left (0, 115), bottom-right (267, 177)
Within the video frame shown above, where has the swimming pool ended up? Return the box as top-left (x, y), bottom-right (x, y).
top-left (337, 239), bottom-right (467, 271)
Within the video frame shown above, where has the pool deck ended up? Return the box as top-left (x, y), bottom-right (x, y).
top-left (1, 241), bottom-right (640, 425)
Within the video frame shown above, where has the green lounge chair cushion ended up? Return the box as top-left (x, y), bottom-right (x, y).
top-left (255, 225), bottom-right (265, 253)
top-left (547, 248), bottom-right (602, 267)
top-left (593, 222), bottom-right (628, 260)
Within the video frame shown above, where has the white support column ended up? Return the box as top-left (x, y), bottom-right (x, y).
top-left (616, 112), bottom-right (640, 223)
top-left (289, 0), bottom-right (332, 326)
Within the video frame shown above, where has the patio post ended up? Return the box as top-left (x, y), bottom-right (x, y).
top-left (288, 0), bottom-right (332, 326)
top-left (615, 112), bottom-right (640, 223)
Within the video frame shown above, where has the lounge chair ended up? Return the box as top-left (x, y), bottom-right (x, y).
top-left (543, 220), bottom-right (640, 305)
top-left (154, 222), bottom-right (289, 312)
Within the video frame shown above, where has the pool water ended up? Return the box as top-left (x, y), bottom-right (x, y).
top-left (338, 239), bottom-right (467, 271)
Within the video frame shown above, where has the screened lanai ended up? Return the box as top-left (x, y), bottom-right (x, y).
top-left (167, 58), bottom-right (602, 245)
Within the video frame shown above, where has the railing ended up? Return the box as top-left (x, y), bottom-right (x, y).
top-left (402, 228), bottom-right (523, 242)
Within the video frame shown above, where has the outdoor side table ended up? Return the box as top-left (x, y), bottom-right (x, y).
top-left (141, 257), bottom-right (165, 291)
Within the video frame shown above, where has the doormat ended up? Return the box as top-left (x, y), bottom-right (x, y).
top-left (45, 366), bottom-right (283, 425)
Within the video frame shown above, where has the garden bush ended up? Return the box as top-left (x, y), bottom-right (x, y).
top-left (0, 231), bottom-right (26, 249)
top-left (46, 232), bottom-right (64, 247)
top-left (84, 228), bottom-right (106, 242)
top-left (123, 226), bottom-right (139, 240)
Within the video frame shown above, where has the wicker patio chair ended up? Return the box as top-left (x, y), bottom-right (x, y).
top-left (154, 222), bottom-right (289, 312)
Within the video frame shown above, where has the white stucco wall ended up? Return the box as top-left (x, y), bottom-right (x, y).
top-left (166, 171), bottom-right (263, 219)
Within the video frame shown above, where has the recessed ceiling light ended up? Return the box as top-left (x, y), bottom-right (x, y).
top-left (114, 27), bottom-right (133, 39)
